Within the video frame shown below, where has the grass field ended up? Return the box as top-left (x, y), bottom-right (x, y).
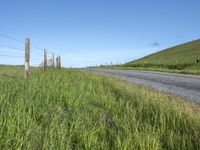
top-left (112, 39), bottom-right (200, 74)
top-left (0, 65), bottom-right (24, 77)
top-left (0, 67), bottom-right (200, 149)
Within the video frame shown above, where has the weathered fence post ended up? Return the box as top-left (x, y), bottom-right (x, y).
top-left (57, 56), bottom-right (60, 68)
top-left (44, 49), bottom-right (47, 69)
top-left (55, 56), bottom-right (61, 68)
top-left (59, 56), bottom-right (61, 68)
top-left (52, 52), bottom-right (55, 68)
top-left (56, 56), bottom-right (59, 68)
top-left (24, 38), bottom-right (30, 79)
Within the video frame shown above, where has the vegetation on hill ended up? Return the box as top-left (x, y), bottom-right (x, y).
top-left (0, 67), bottom-right (200, 149)
top-left (129, 39), bottom-right (200, 65)
top-left (108, 39), bottom-right (200, 74)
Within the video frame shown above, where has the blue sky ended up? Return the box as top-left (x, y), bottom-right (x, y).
top-left (0, 0), bottom-right (200, 67)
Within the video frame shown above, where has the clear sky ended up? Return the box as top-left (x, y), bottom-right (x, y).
top-left (0, 0), bottom-right (200, 67)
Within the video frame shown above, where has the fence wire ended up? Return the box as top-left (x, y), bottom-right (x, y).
top-left (0, 33), bottom-right (59, 67)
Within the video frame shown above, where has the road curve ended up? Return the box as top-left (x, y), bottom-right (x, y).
top-left (88, 68), bottom-right (200, 104)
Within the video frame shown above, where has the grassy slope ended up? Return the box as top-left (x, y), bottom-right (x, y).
top-left (115, 39), bottom-right (200, 74)
top-left (129, 39), bottom-right (200, 65)
top-left (0, 67), bottom-right (200, 149)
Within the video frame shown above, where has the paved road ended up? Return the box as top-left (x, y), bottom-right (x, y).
top-left (88, 68), bottom-right (200, 104)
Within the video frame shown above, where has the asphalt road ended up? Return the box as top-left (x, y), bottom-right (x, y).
top-left (88, 68), bottom-right (200, 104)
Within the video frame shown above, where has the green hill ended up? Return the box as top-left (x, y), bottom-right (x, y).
top-left (129, 39), bottom-right (200, 65)
top-left (122, 39), bottom-right (200, 74)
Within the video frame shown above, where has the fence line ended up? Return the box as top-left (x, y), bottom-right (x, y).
top-left (0, 33), bottom-right (62, 79)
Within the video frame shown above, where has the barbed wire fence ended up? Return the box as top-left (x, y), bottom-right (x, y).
top-left (0, 33), bottom-right (62, 79)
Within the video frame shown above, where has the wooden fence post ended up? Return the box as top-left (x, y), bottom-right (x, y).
top-left (52, 52), bottom-right (55, 68)
top-left (55, 56), bottom-right (61, 68)
top-left (24, 38), bottom-right (30, 79)
top-left (56, 56), bottom-right (59, 68)
top-left (59, 56), bottom-right (61, 68)
top-left (44, 49), bottom-right (47, 69)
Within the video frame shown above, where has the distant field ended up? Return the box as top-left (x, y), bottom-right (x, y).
top-left (0, 67), bottom-right (200, 149)
top-left (0, 65), bottom-right (24, 77)
top-left (115, 39), bottom-right (200, 74)
top-left (0, 65), bottom-right (42, 77)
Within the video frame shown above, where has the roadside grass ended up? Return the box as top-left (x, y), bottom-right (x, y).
top-left (0, 68), bottom-right (200, 149)
top-left (104, 63), bottom-right (200, 75)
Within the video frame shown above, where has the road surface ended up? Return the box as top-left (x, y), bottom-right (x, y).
top-left (88, 68), bottom-right (200, 104)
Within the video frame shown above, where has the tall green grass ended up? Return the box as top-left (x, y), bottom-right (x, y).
top-left (111, 63), bottom-right (200, 75)
top-left (0, 69), bottom-right (200, 149)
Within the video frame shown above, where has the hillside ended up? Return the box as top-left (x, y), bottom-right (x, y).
top-left (115, 39), bottom-right (200, 74)
top-left (128, 39), bottom-right (200, 65)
